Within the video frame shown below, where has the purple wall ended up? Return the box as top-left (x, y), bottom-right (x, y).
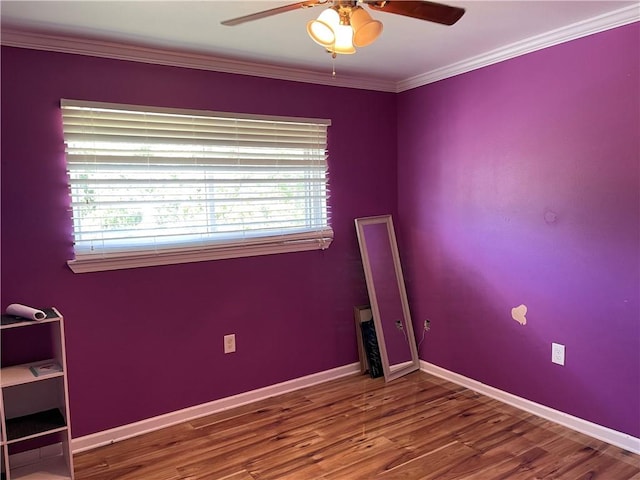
top-left (397, 23), bottom-right (640, 437)
top-left (0, 47), bottom-right (397, 438)
top-left (2, 21), bottom-right (638, 443)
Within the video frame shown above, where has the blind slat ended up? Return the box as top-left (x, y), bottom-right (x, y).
top-left (62, 122), bottom-right (327, 138)
top-left (63, 133), bottom-right (325, 150)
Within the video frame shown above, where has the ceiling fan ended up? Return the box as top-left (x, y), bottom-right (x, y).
top-left (221, 1), bottom-right (465, 56)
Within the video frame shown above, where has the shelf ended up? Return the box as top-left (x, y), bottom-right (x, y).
top-left (10, 455), bottom-right (71, 480)
top-left (6, 409), bottom-right (66, 442)
top-left (1, 360), bottom-right (63, 388)
top-left (1, 309), bottom-right (61, 330)
top-left (1, 307), bottom-right (73, 478)
top-left (0, 318), bottom-right (61, 331)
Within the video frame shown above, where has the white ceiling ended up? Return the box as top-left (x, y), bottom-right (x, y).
top-left (1, 1), bottom-right (638, 90)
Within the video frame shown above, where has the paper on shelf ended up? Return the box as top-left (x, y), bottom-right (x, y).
top-left (6, 303), bottom-right (47, 320)
top-left (30, 362), bottom-right (63, 377)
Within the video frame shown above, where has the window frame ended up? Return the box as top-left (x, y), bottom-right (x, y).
top-left (61, 100), bottom-right (333, 273)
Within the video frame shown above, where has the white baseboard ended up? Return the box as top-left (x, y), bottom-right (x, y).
top-left (73, 360), bottom-right (639, 455)
top-left (420, 360), bottom-right (640, 454)
top-left (72, 362), bottom-right (360, 453)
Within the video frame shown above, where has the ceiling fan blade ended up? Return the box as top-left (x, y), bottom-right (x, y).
top-left (221, 0), bottom-right (326, 26)
top-left (365, 1), bottom-right (465, 26)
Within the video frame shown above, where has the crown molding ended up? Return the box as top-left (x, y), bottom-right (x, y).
top-left (396, 5), bottom-right (640, 92)
top-left (1, 4), bottom-right (637, 94)
top-left (0, 29), bottom-right (398, 93)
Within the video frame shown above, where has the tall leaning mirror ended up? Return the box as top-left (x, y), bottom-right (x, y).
top-left (355, 215), bottom-right (420, 382)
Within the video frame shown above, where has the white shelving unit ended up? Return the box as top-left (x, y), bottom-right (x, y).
top-left (0, 308), bottom-right (74, 480)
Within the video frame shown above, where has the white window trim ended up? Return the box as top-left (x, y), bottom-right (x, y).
top-left (61, 100), bottom-right (333, 273)
top-left (67, 230), bottom-right (333, 273)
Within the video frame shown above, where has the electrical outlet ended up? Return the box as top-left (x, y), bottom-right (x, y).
top-left (552, 342), bottom-right (565, 366)
top-left (224, 334), bottom-right (236, 354)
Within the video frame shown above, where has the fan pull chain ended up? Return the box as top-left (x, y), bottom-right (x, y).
top-left (331, 51), bottom-right (337, 79)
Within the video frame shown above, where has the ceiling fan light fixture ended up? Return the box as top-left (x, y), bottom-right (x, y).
top-left (331, 23), bottom-right (356, 54)
top-left (306, 7), bottom-right (339, 47)
top-left (350, 6), bottom-right (383, 48)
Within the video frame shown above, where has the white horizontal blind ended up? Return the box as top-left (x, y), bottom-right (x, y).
top-left (61, 99), bottom-right (332, 272)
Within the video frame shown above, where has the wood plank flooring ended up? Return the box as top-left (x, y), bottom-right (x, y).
top-left (74, 371), bottom-right (640, 479)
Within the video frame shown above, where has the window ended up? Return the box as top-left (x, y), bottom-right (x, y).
top-left (61, 100), bottom-right (332, 273)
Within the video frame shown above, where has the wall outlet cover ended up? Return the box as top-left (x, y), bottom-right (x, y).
top-left (224, 334), bottom-right (236, 354)
top-left (552, 342), bottom-right (565, 366)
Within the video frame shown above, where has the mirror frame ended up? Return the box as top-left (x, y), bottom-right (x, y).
top-left (355, 214), bottom-right (420, 382)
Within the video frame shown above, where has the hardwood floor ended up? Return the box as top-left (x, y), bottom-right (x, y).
top-left (74, 371), bottom-right (640, 479)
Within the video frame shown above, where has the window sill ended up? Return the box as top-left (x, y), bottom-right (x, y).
top-left (67, 233), bottom-right (333, 273)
